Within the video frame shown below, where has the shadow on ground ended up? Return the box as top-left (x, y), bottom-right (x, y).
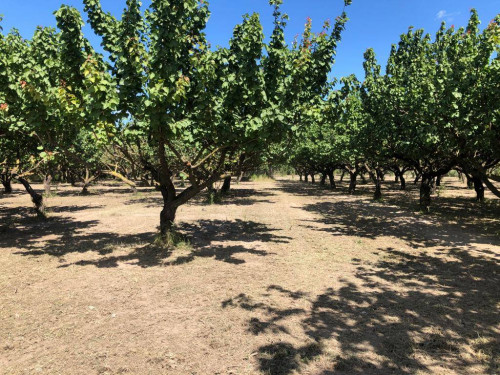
top-left (223, 248), bottom-right (500, 374)
top-left (2, 208), bottom-right (289, 267)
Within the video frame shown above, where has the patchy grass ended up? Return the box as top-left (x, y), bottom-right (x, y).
top-left (0, 177), bottom-right (499, 374)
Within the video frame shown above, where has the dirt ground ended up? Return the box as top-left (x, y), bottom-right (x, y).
top-left (0, 176), bottom-right (499, 375)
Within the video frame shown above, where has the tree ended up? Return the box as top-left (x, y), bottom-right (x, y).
top-left (83, 0), bottom-right (352, 238)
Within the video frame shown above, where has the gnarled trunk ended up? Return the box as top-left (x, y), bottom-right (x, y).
top-left (16, 176), bottom-right (45, 216)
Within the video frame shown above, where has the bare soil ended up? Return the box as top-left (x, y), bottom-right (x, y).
top-left (0, 177), bottom-right (499, 375)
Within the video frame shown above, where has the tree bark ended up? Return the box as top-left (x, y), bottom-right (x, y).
top-left (320, 173), bottom-right (326, 186)
top-left (43, 174), bottom-right (52, 196)
top-left (327, 170), bottom-right (336, 189)
top-left (420, 174), bottom-right (432, 211)
top-left (400, 174), bottom-right (406, 190)
top-left (348, 172), bottom-right (357, 194)
top-left (436, 175), bottom-right (442, 187)
top-left (1, 177), bottom-right (12, 193)
top-left (304, 174), bottom-right (309, 183)
top-left (310, 173), bottom-right (316, 184)
top-left (16, 176), bottom-right (45, 216)
top-left (472, 176), bottom-right (485, 202)
top-left (373, 170), bottom-right (382, 200)
top-left (160, 202), bottom-right (178, 237)
top-left (466, 174), bottom-right (474, 189)
top-left (221, 176), bottom-right (231, 194)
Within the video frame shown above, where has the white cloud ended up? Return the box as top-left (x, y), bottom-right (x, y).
top-left (435, 10), bottom-right (460, 22)
top-left (436, 10), bottom-right (447, 19)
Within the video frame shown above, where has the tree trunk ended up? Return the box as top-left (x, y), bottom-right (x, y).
top-left (373, 171), bottom-right (382, 200)
top-left (472, 176), bottom-right (485, 202)
top-left (327, 170), bottom-right (336, 189)
top-left (394, 172), bottom-right (400, 183)
top-left (360, 173), bottom-right (367, 184)
top-left (160, 202), bottom-right (178, 238)
top-left (348, 172), bottom-right (357, 194)
top-left (320, 173), bottom-right (326, 186)
top-left (221, 176), bottom-right (231, 194)
top-left (16, 176), bottom-right (45, 216)
top-left (414, 173), bottom-right (421, 185)
top-left (466, 174), bottom-right (474, 189)
top-left (436, 175), bottom-right (442, 187)
top-left (310, 174), bottom-right (316, 184)
top-left (299, 174), bottom-right (303, 182)
top-left (420, 174), bottom-right (432, 211)
top-left (304, 174), bottom-right (309, 183)
top-left (43, 174), bottom-right (52, 196)
top-left (1, 177), bottom-right (12, 193)
top-left (400, 174), bottom-right (406, 190)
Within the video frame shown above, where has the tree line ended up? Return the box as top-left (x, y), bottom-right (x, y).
top-left (288, 10), bottom-right (500, 210)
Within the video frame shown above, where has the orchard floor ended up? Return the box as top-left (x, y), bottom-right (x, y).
top-left (1, 177), bottom-right (499, 375)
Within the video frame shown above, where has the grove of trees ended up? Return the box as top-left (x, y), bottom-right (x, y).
top-left (1, 0), bottom-right (499, 238)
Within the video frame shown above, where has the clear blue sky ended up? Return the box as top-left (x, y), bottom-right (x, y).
top-left (1, 0), bottom-right (499, 79)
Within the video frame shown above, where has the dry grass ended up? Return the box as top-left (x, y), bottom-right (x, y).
top-left (0, 177), bottom-right (499, 375)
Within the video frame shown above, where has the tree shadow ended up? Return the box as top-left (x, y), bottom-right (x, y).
top-left (160, 219), bottom-right (291, 266)
top-left (223, 248), bottom-right (499, 374)
top-left (4, 213), bottom-right (289, 268)
top-left (300, 199), bottom-right (500, 251)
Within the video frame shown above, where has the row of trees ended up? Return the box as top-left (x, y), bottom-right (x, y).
top-left (289, 10), bottom-right (500, 209)
top-left (0, 0), bottom-right (353, 236)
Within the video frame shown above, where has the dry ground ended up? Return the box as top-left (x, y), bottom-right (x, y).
top-left (0, 176), bottom-right (499, 375)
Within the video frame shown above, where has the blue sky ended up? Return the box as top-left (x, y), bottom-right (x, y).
top-left (1, 0), bottom-right (499, 80)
